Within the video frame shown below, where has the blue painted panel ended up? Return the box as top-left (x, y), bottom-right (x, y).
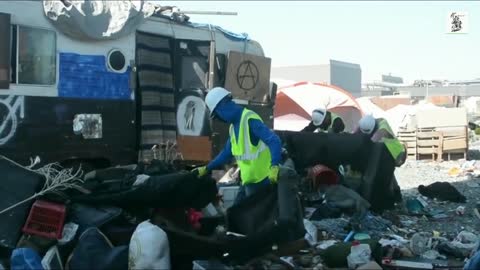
top-left (59, 53), bottom-right (131, 100)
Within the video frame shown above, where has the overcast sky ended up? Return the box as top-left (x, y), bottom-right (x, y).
top-left (160, 1), bottom-right (478, 84)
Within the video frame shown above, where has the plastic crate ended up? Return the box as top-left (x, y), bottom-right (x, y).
top-left (22, 200), bottom-right (66, 239)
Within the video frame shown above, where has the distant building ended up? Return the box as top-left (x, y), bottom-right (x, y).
top-left (271, 60), bottom-right (362, 97)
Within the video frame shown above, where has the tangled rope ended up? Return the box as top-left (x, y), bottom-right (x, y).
top-left (0, 155), bottom-right (84, 215)
top-left (151, 140), bottom-right (184, 163)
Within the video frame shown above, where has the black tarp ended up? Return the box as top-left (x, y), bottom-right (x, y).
top-left (225, 167), bottom-right (305, 259)
top-left (71, 171), bottom-right (218, 210)
top-left (0, 156), bottom-right (45, 253)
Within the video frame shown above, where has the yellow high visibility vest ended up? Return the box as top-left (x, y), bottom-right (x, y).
top-left (230, 109), bottom-right (272, 185)
top-left (377, 119), bottom-right (405, 162)
top-left (318, 112), bottom-right (342, 133)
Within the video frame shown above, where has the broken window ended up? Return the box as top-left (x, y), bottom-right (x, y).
top-left (0, 13), bottom-right (10, 89)
top-left (10, 25), bottom-right (56, 85)
top-left (175, 40), bottom-right (210, 90)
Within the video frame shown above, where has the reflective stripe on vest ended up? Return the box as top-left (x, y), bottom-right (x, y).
top-left (229, 109), bottom-right (271, 184)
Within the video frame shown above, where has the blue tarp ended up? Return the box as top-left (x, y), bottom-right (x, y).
top-left (188, 22), bottom-right (249, 42)
top-left (59, 53), bottom-right (131, 100)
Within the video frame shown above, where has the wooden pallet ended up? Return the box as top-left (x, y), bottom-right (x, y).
top-left (416, 127), bottom-right (468, 161)
top-left (398, 130), bottom-right (417, 159)
top-left (416, 130), bottom-right (443, 161)
top-left (439, 127), bottom-right (468, 160)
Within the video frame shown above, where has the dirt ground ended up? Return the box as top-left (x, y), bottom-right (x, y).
top-left (393, 155), bottom-right (480, 238)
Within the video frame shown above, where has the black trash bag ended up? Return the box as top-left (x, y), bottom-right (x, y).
top-left (83, 165), bottom-right (139, 182)
top-left (71, 172), bottom-right (218, 210)
top-left (67, 227), bottom-right (128, 270)
top-left (142, 159), bottom-right (176, 176)
top-left (68, 203), bottom-right (123, 235)
top-left (225, 167), bottom-right (305, 260)
top-left (418, 182), bottom-right (466, 203)
top-left (0, 156), bottom-right (45, 253)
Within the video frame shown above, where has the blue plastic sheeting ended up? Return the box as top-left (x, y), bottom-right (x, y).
top-left (59, 53), bottom-right (132, 100)
top-left (188, 22), bottom-right (249, 42)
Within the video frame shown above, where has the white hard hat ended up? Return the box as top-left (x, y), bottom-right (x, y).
top-left (359, 115), bottom-right (376, 134)
top-left (312, 107), bottom-right (327, 126)
top-left (205, 87), bottom-right (231, 116)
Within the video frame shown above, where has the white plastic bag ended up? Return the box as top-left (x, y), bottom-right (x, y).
top-left (129, 220), bottom-right (171, 270)
top-left (347, 243), bottom-right (371, 269)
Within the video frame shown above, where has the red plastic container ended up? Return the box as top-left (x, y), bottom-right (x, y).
top-left (22, 200), bottom-right (66, 239)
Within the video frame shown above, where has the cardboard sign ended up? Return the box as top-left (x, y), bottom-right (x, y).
top-left (224, 51), bottom-right (271, 103)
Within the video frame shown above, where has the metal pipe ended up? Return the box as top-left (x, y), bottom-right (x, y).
top-left (181, 10), bottom-right (238, 16)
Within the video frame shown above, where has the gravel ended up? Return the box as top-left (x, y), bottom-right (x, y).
top-left (394, 155), bottom-right (480, 237)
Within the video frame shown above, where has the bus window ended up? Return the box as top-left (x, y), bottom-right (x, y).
top-left (13, 26), bottom-right (56, 85)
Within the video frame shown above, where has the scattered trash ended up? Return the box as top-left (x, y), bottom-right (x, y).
top-left (347, 240), bottom-right (371, 269)
top-left (299, 254), bottom-right (313, 267)
top-left (316, 240), bottom-right (338, 250)
top-left (279, 257), bottom-right (295, 268)
top-left (382, 258), bottom-right (434, 269)
top-left (406, 198), bottom-right (426, 215)
top-left (22, 200), bottom-right (67, 239)
top-left (357, 261), bottom-right (382, 270)
top-left (421, 250), bottom-right (445, 260)
top-left (410, 232), bottom-right (433, 256)
top-left (58, 222), bottom-right (79, 245)
top-left (133, 174), bottom-right (150, 186)
top-left (448, 167), bottom-right (461, 177)
top-left (456, 206), bottom-right (466, 216)
top-left (431, 213), bottom-right (449, 220)
top-left (344, 230), bottom-right (355, 242)
top-left (304, 219), bottom-right (318, 246)
top-left (129, 220), bottom-right (170, 270)
top-left (354, 233), bottom-right (371, 241)
top-left (449, 231), bottom-right (479, 256)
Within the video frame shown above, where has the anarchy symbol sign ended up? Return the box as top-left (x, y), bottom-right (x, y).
top-left (236, 60), bottom-right (259, 91)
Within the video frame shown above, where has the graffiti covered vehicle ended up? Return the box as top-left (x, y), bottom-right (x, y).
top-left (0, 1), bottom-right (274, 168)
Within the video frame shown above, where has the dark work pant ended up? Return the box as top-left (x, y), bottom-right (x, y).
top-left (233, 178), bottom-right (271, 206)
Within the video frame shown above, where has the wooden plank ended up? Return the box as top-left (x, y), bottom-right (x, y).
top-left (441, 129), bottom-right (467, 138)
top-left (417, 131), bottom-right (442, 139)
top-left (398, 132), bottom-right (417, 135)
top-left (437, 132), bottom-right (444, 162)
top-left (443, 136), bottom-right (467, 141)
top-left (417, 140), bottom-right (440, 147)
top-left (177, 135), bottom-right (212, 162)
top-left (399, 139), bottom-right (416, 143)
top-left (443, 138), bottom-right (467, 151)
top-left (417, 148), bottom-right (439, 154)
top-left (405, 141), bottom-right (417, 147)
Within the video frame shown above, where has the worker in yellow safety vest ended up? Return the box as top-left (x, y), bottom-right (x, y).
top-left (194, 87), bottom-right (282, 205)
top-left (302, 107), bottom-right (345, 134)
top-left (356, 114), bottom-right (407, 203)
top-left (357, 115), bottom-right (407, 167)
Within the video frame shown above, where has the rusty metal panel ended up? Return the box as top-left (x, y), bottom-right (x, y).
top-left (224, 51), bottom-right (271, 103)
top-left (177, 135), bottom-right (212, 162)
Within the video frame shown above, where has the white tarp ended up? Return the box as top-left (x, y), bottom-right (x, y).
top-left (43, 0), bottom-right (158, 41)
top-left (356, 97), bottom-right (441, 135)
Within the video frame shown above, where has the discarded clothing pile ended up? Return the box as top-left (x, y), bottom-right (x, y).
top-left (0, 156), bottom-right (306, 269)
